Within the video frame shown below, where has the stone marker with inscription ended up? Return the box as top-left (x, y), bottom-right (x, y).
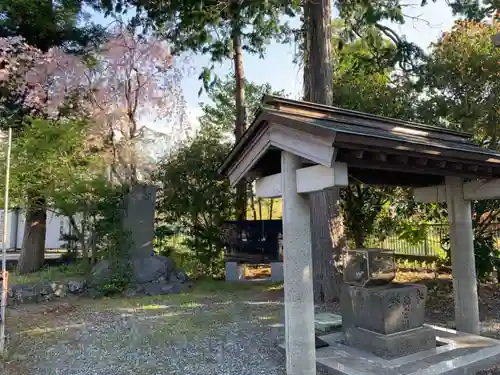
top-left (123, 184), bottom-right (157, 258)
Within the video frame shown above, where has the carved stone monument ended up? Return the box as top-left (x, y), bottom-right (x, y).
top-left (123, 183), bottom-right (157, 258)
top-left (341, 248), bottom-right (435, 359)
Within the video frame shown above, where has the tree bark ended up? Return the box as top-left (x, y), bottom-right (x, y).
top-left (302, 2), bottom-right (311, 101)
top-left (305, 0), bottom-right (334, 105)
top-left (309, 188), bottom-right (345, 303)
top-left (304, 0), bottom-right (345, 303)
top-left (17, 195), bottom-right (47, 274)
top-left (232, 16), bottom-right (248, 220)
top-left (250, 191), bottom-right (257, 220)
top-left (269, 199), bottom-right (274, 220)
top-left (69, 214), bottom-right (88, 260)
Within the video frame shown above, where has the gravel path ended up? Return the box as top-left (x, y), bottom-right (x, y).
top-left (2, 274), bottom-right (500, 375)
top-left (1, 289), bottom-right (289, 375)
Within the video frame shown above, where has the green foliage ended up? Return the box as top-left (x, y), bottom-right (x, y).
top-left (341, 184), bottom-right (390, 248)
top-left (199, 74), bottom-right (286, 136)
top-left (103, 0), bottom-right (300, 91)
top-left (199, 75), bottom-right (282, 217)
top-left (0, 117), bottom-right (96, 208)
top-left (331, 1), bottom-right (427, 72)
top-left (439, 200), bottom-right (500, 281)
top-left (447, 0), bottom-right (499, 20)
top-left (418, 20), bottom-right (500, 147)
top-left (5, 117), bottom-right (134, 292)
top-left (154, 129), bottom-right (236, 279)
top-left (331, 36), bottom-right (424, 248)
top-left (0, 0), bottom-right (107, 53)
top-left (9, 261), bottom-right (87, 285)
top-left (90, 183), bottom-right (133, 296)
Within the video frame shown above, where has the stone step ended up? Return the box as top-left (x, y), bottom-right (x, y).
top-left (314, 312), bottom-right (342, 334)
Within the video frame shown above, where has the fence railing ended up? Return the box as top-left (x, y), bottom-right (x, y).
top-left (154, 222), bottom-right (500, 260)
top-left (366, 223), bottom-right (500, 257)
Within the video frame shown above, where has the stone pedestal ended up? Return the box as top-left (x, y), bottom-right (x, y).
top-left (342, 283), bottom-right (435, 359)
top-left (349, 283), bottom-right (427, 334)
top-left (270, 262), bottom-right (284, 282)
top-left (225, 262), bottom-right (245, 281)
top-left (123, 184), bottom-right (157, 258)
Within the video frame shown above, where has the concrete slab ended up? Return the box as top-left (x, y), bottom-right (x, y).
top-left (315, 313), bottom-right (342, 334)
top-left (279, 324), bottom-right (500, 375)
top-left (344, 325), bottom-right (435, 359)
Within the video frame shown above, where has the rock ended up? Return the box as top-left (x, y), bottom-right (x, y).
top-left (132, 256), bottom-right (172, 284)
top-left (174, 270), bottom-right (189, 283)
top-left (92, 259), bottom-right (111, 279)
top-left (35, 282), bottom-right (52, 296)
top-left (166, 283), bottom-right (183, 294)
top-left (154, 255), bottom-right (175, 274)
top-left (124, 287), bottom-right (138, 298)
top-left (68, 279), bottom-right (86, 294)
top-left (51, 282), bottom-right (68, 298)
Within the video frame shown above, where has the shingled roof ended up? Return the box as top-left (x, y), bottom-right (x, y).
top-left (219, 95), bottom-right (500, 187)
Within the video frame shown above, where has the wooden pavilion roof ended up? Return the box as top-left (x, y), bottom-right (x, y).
top-left (219, 95), bottom-right (500, 187)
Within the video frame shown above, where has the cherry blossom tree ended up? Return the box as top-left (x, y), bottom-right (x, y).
top-left (0, 30), bottom-right (187, 273)
top-left (0, 36), bottom-right (90, 274)
top-left (83, 25), bottom-right (188, 184)
top-left (0, 36), bottom-right (85, 123)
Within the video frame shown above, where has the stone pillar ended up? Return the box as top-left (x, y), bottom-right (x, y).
top-left (281, 151), bottom-right (316, 375)
top-left (270, 262), bottom-right (284, 282)
top-left (445, 176), bottom-right (480, 335)
top-left (123, 184), bottom-right (157, 258)
top-left (225, 262), bottom-right (245, 281)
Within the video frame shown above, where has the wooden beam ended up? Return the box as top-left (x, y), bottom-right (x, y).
top-left (466, 164), bottom-right (479, 173)
top-left (373, 153), bottom-right (388, 162)
top-left (296, 163), bottom-right (349, 193)
top-left (254, 163), bottom-right (349, 198)
top-left (462, 179), bottom-right (500, 200)
top-left (434, 160), bottom-right (447, 168)
top-left (352, 150), bottom-right (364, 159)
top-left (413, 185), bottom-right (446, 203)
top-left (253, 173), bottom-right (282, 198)
top-left (414, 158), bottom-right (428, 167)
top-left (394, 154), bottom-right (409, 165)
top-left (227, 123), bottom-right (336, 187)
top-left (414, 178), bottom-right (500, 202)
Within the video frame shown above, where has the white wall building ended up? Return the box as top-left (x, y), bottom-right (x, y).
top-left (0, 209), bottom-right (71, 250)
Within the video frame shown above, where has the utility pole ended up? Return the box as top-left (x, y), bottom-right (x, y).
top-left (0, 126), bottom-right (12, 354)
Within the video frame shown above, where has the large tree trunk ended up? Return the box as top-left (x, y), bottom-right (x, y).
top-left (305, 0), bottom-right (334, 104)
top-left (302, 2), bottom-right (311, 101)
top-left (232, 18), bottom-right (247, 220)
top-left (304, 0), bottom-right (345, 303)
top-left (17, 195), bottom-right (46, 274)
top-left (310, 189), bottom-right (345, 303)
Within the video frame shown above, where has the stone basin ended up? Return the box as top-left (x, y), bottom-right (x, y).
top-left (349, 283), bottom-right (427, 335)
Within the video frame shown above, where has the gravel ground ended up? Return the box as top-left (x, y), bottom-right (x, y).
top-left (2, 273), bottom-right (500, 375)
top-left (1, 286), bottom-right (289, 375)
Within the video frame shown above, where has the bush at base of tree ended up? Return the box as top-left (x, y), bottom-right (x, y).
top-left (154, 127), bottom-right (236, 279)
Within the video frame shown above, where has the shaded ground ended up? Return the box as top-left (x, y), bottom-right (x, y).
top-left (3, 273), bottom-right (500, 374)
top-left (1, 281), bottom-right (286, 375)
